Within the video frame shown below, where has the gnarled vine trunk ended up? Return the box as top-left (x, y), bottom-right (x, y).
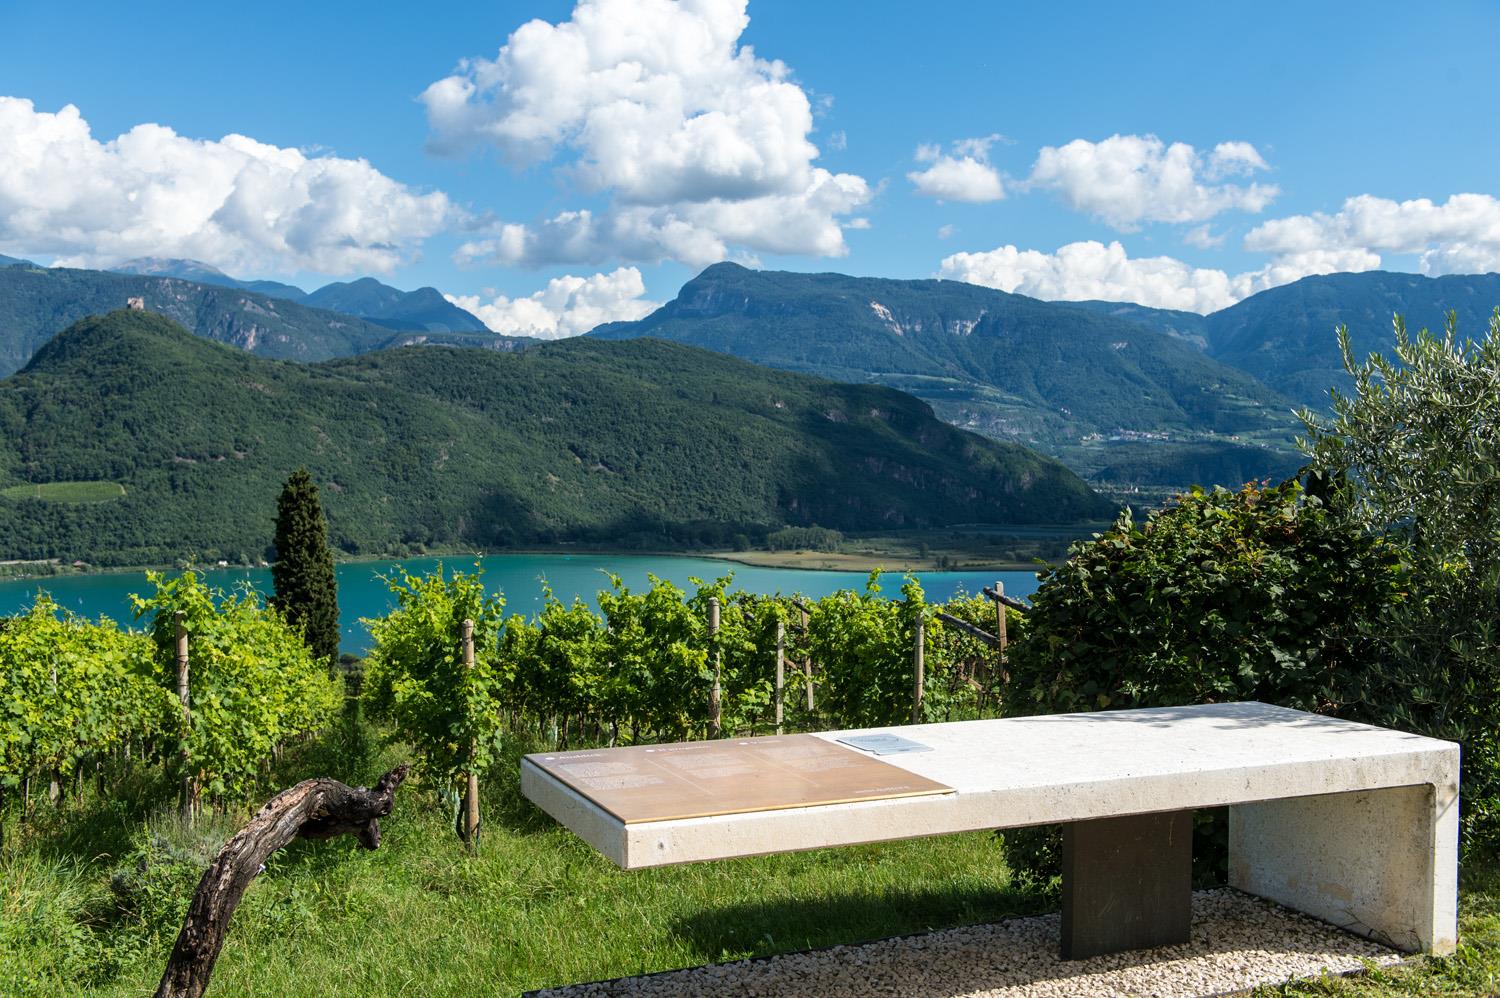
top-left (154, 764), bottom-right (409, 998)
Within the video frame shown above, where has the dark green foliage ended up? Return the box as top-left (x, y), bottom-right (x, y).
top-left (1206, 271), bottom-right (1500, 407)
top-left (0, 311), bottom-right (1107, 566)
top-left (1086, 442), bottom-right (1306, 489)
top-left (591, 263), bottom-right (1303, 484)
top-left (1007, 480), bottom-right (1399, 715)
top-left (271, 469), bottom-right (340, 665)
top-left (765, 526), bottom-right (843, 551)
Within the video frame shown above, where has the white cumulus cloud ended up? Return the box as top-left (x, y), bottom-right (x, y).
top-left (1245, 193), bottom-right (1500, 276)
top-left (940, 240), bottom-right (1247, 313)
top-left (907, 135), bottom-right (1004, 203)
top-left (0, 97), bottom-right (450, 275)
top-left (938, 237), bottom-right (1388, 315)
top-left (1027, 134), bottom-right (1278, 230)
top-left (446, 267), bottom-right (660, 339)
top-left (422, 0), bottom-right (869, 268)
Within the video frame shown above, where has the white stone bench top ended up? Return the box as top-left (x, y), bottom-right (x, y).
top-left (813, 701), bottom-right (1455, 795)
top-left (521, 701), bottom-right (1458, 869)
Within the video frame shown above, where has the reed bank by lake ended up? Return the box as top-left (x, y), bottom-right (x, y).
top-left (0, 553), bottom-right (1039, 656)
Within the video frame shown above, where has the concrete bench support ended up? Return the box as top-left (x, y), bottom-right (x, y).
top-left (1230, 782), bottom-right (1459, 954)
top-left (1062, 809), bottom-right (1193, 959)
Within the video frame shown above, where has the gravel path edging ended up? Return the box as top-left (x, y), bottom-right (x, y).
top-left (523, 888), bottom-right (1406, 997)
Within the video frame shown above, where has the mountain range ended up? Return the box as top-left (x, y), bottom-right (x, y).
top-left (590, 264), bottom-right (1304, 488)
top-left (0, 310), bottom-right (1107, 566)
top-left (592, 264), bottom-right (1500, 488)
top-left (110, 257), bottom-right (489, 334)
top-left (2, 253), bottom-right (1495, 498)
top-left (1071, 271), bottom-right (1500, 406)
top-left (0, 258), bottom-right (515, 376)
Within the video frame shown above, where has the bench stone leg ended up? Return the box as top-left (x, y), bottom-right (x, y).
top-left (1229, 783), bottom-right (1459, 954)
top-left (1060, 809), bottom-right (1193, 960)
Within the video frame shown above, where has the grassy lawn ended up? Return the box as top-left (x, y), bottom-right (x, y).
top-left (1, 719), bottom-right (1048, 997)
top-left (0, 480), bottom-right (125, 503)
top-left (3, 716), bottom-right (1496, 997)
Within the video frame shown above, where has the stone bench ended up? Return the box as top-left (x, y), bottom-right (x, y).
top-left (521, 701), bottom-right (1458, 959)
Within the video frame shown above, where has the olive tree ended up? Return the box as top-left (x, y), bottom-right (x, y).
top-left (1300, 309), bottom-right (1500, 849)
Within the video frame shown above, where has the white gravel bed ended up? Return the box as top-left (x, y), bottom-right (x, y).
top-left (529, 889), bottom-right (1403, 998)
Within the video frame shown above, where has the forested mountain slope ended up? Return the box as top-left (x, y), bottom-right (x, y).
top-left (591, 263), bottom-right (1301, 489)
top-left (0, 311), bottom-right (1108, 565)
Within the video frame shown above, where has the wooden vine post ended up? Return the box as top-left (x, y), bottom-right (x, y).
top-left (994, 580), bottom-right (1008, 656)
top-left (48, 658), bottom-right (61, 805)
top-left (153, 765), bottom-right (410, 998)
top-left (800, 604), bottom-right (815, 712)
top-left (708, 597), bottom-right (722, 738)
top-left (774, 619), bottom-right (785, 735)
top-left (912, 614), bottom-right (926, 724)
top-left (460, 618), bottom-right (481, 849)
top-left (175, 610), bottom-right (196, 823)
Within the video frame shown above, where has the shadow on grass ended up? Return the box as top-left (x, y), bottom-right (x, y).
top-left (11, 765), bottom-right (177, 866)
top-left (668, 880), bottom-right (1055, 962)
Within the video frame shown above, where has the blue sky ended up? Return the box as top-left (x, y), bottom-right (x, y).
top-left (1, 0), bottom-right (1497, 335)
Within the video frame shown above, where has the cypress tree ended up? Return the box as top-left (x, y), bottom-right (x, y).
top-left (271, 468), bottom-right (339, 664)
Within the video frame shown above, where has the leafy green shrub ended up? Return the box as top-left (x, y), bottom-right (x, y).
top-left (1004, 479), bottom-right (1402, 882)
top-left (361, 566), bottom-right (507, 788)
top-left (0, 597), bottom-right (166, 798)
top-left (1007, 479), bottom-right (1399, 716)
top-left (594, 574), bottom-right (711, 741)
top-left (133, 571), bottom-right (342, 802)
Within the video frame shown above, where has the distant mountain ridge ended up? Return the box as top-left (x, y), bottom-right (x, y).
top-left (591, 263), bottom-right (1301, 489)
top-left (1072, 271), bottom-right (1500, 406)
top-left (0, 310), bottom-right (1108, 565)
top-left (1202, 271), bottom-right (1500, 406)
top-left (302, 276), bottom-right (488, 333)
top-left (109, 257), bottom-right (488, 334)
top-left (112, 257), bottom-right (308, 301)
top-left (0, 264), bottom-right (516, 376)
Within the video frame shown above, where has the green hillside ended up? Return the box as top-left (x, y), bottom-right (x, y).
top-left (591, 263), bottom-right (1301, 489)
top-left (1203, 271), bottom-right (1500, 407)
top-left (0, 264), bottom-right (509, 376)
top-left (0, 311), bottom-right (1108, 566)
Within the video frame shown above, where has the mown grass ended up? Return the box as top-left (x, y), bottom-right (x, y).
top-left (1, 715), bottom-right (1047, 996)
top-left (0, 480), bottom-right (125, 503)
top-left (3, 713), bottom-right (1496, 997)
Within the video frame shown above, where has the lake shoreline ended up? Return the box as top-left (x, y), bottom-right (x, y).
top-left (0, 533), bottom-right (1075, 583)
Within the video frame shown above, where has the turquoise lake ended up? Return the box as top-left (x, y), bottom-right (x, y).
top-left (0, 554), bottom-right (1039, 655)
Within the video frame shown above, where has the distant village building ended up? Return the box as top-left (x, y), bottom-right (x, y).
top-left (126, 296), bottom-right (145, 310)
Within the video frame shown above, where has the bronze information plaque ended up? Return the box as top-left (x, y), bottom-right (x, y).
top-left (524, 734), bottom-right (953, 824)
